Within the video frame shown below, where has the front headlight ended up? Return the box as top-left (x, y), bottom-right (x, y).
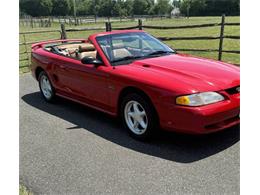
top-left (176, 92), bottom-right (224, 106)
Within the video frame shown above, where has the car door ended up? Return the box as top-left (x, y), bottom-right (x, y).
top-left (52, 55), bottom-right (112, 111)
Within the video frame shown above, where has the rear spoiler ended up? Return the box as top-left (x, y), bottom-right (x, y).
top-left (31, 39), bottom-right (88, 49)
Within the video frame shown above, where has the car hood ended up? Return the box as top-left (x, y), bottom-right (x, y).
top-left (115, 54), bottom-right (240, 93)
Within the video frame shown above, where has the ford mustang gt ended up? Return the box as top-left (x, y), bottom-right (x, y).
top-left (30, 30), bottom-right (240, 140)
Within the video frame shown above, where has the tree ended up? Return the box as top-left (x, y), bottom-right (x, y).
top-left (110, 0), bottom-right (127, 17)
top-left (77, 0), bottom-right (96, 16)
top-left (39, 0), bottom-right (53, 15)
top-left (124, 0), bottom-right (134, 16)
top-left (153, 0), bottom-right (172, 15)
top-left (201, 0), bottom-right (239, 16)
top-left (98, 0), bottom-right (114, 17)
top-left (180, 0), bottom-right (206, 17)
top-left (172, 0), bottom-right (180, 8)
top-left (132, 0), bottom-right (148, 15)
top-left (20, 0), bottom-right (53, 16)
top-left (52, 0), bottom-right (73, 16)
top-left (112, 0), bottom-right (121, 16)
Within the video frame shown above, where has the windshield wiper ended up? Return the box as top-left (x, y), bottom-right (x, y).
top-left (147, 50), bottom-right (174, 56)
top-left (111, 56), bottom-right (142, 63)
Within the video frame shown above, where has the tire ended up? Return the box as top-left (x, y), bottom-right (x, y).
top-left (38, 71), bottom-right (55, 102)
top-left (120, 93), bottom-right (158, 140)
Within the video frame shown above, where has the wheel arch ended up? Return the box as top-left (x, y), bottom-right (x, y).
top-left (117, 86), bottom-right (159, 121)
top-left (35, 66), bottom-right (44, 80)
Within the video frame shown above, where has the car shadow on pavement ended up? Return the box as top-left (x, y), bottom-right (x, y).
top-left (22, 92), bottom-right (239, 163)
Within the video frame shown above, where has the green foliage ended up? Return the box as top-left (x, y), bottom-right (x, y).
top-left (20, 0), bottom-right (53, 16)
top-left (124, 0), bottom-right (134, 16)
top-left (52, 0), bottom-right (73, 16)
top-left (132, 0), bottom-right (148, 15)
top-left (180, 0), bottom-right (206, 17)
top-left (19, 0), bottom-right (240, 17)
top-left (179, 0), bottom-right (240, 16)
top-left (19, 184), bottom-right (33, 195)
top-left (98, 0), bottom-right (113, 17)
top-left (201, 0), bottom-right (240, 16)
top-left (172, 0), bottom-right (180, 7)
top-left (77, 0), bottom-right (95, 15)
top-left (153, 0), bottom-right (172, 15)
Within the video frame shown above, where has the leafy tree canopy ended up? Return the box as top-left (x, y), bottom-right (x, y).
top-left (19, 0), bottom-right (240, 17)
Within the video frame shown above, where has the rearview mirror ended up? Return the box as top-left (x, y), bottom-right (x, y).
top-left (81, 56), bottom-right (103, 66)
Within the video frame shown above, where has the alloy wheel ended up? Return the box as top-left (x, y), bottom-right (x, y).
top-left (40, 74), bottom-right (52, 99)
top-left (124, 100), bottom-right (148, 135)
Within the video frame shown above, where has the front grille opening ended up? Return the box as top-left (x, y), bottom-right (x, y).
top-left (225, 86), bottom-right (240, 95)
top-left (205, 114), bottom-right (240, 130)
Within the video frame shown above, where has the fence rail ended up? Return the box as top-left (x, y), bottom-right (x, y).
top-left (19, 15), bottom-right (171, 28)
top-left (19, 15), bottom-right (240, 68)
top-left (157, 35), bottom-right (240, 41)
top-left (65, 27), bottom-right (105, 32)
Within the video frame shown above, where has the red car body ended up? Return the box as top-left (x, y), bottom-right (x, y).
top-left (31, 30), bottom-right (240, 134)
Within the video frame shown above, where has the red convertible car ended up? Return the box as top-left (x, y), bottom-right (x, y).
top-left (31, 30), bottom-right (240, 140)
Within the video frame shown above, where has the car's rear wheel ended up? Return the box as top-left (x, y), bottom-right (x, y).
top-left (121, 93), bottom-right (158, 140)
top-left (38, 71), bottom-right (55, 102)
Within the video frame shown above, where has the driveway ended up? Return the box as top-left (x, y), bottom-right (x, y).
top-left (20, 73), bottom-right (239, 194)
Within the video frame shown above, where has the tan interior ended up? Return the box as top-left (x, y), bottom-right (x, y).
top-left (55, 43), bottom-right (97, 60)
top-left (113, 48), bottom-right (132, 59)
top-left (77, 51), bottom-right (97, 59)
top-left (48, 42), bottom-right (133, 61)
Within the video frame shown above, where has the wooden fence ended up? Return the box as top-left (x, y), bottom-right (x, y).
top-left (19, 15), bottom-right (170, 28)
top-left (19, 15), bottom-right (239, 68)
top-left (19, 18), bottom-right (52, 28)
top-left (19, 29), bottom-right (62, 68)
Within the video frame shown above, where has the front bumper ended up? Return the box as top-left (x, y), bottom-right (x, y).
top-left (159, 93), bottom-right (240, 134)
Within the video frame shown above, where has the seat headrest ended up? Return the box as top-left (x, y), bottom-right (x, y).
top-left (113, 43), bottom-right (124, 49)
top-left (79, 44), bottom-right (95, 52)
top-left (113, 48), bottom-right (132, 59)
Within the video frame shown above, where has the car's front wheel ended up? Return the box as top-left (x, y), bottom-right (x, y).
top-left (38, 71), bottom-right (55, 102)
top-left (121, 93), bottom-right (158, 140)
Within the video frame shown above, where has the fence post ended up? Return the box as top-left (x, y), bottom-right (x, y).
top-left (105, 22), bottom-right (109, 32)
top-left (40, 19), bottom-right (43, 27)
top-left (23, 34), bottom-right (29, 66)
top-left (105, 22), bottom-right (111, 32)
top-left (138, 19), bottom-right (142, 30)
top-left (60, 24), bottom-right (67, 39)
top-left (218, 14), bottom-right (225, 61)
top-left (30, 18), bottom-right (33, 28)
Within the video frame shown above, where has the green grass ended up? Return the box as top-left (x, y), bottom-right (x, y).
top-left (19, 16), bottom-right (240, 69)
top-left (19, 184), bottom-right (33, 195)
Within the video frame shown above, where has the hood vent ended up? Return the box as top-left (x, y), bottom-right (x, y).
top-left (142, 64), bottom-right (150, 68)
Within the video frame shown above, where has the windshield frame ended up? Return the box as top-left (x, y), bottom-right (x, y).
top-left (95, 32), bottom-right (176, 66)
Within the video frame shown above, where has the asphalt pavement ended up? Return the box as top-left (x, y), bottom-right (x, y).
top-left (20, 73), bottom-right (240, 195)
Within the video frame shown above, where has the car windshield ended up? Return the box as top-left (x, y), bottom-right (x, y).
top-left (96, 32), bottom-right (175, 65)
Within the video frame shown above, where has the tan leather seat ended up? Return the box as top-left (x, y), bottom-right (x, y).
top-left (78, 51), bottom-right (97, 59)
top-left (113, 42), bottom-right (124, 49)
top-left (113, 48), bottom-right (132, 59)
top-left (58, 43), bottom-right (94, 50)
top-left (79, 45), bottom-right (95, 52)
top-left (77, 44), bottom-right (96, 59)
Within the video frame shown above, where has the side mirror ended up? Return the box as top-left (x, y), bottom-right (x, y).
top-left (81, 56), bottom-right (103, 66)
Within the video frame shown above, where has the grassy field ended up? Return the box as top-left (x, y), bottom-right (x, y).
top-left (19, 184), bottom-right (33, 195)
top-left (19, 16), bottom-right (240, 71)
